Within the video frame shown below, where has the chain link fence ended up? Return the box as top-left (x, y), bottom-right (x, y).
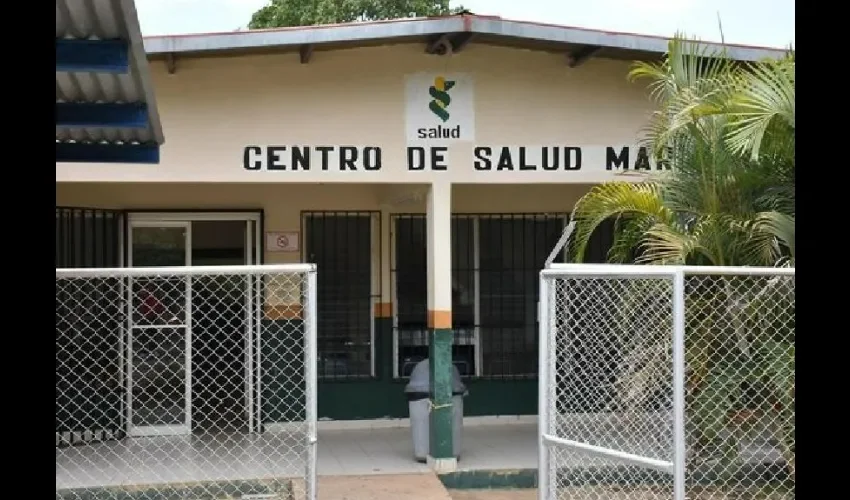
top-left (539, 265), bottom-right (794, 500)
top-left (56, 264), bottom-right (317, 500)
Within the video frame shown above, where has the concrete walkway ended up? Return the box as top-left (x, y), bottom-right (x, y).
top-left (318, 474), bottom-right (453, 500)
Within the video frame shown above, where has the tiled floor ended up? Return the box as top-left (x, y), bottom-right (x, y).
top-left (57, 418), bottom-right (784, 490)
top-left (56, 422), bottom-right (538, 490)
top-left (318, 423), bottom-right (537, 475)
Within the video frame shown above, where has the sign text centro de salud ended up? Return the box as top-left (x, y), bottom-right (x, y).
top-left (242, 73), bottom-right (669, 175)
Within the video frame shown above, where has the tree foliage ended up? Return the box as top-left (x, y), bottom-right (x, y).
top-left (572, 35), bottom-right (796, 485)
top-left (248, 0), bottom-right (464, 29)
top-left (570, 35), bottom-right (795, 268)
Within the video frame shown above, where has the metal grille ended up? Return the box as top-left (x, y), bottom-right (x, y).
top-left (392, 214), bottom-right (481, 378)
top-left (56, 207), bottom-right (124, 268)
top-left (683, 272), bottom-right (795, 499)
top-left (392, 214), bottom-right (614, 379)
top-left (477, 215), bottom-right (566, 378)
top-left (56, 265), bottom-right (318, 500)
top-left (539, 265), bottom-right (795, 500)
top-left (302, 211), bottom-right (379, 379)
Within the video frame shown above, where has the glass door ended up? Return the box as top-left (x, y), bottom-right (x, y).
top-left (127, 222), bottom-right (192, 436)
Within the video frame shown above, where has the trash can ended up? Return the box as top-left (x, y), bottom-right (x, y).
top-left (404, 358), bottom-right (467, 462)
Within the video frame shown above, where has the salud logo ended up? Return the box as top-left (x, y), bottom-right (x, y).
top-left (406, 72), bottom-right (473, 143)
top-left (428, 76), bottom-right (455, 122)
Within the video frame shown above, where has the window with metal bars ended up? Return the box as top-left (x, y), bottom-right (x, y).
top-left (56, 207), bottom-right (124, 268)
top-left (56, 207), bottom-right (126, 445)
top-left (392, 213), bottom-right (615, 379)
top-left (302, 211), bottom-right (380, 379)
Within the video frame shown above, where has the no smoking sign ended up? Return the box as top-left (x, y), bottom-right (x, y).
top-left (266, 231), bottom-right (299, 252)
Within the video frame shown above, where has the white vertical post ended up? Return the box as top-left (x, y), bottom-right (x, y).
top-left (245, 221), bottom-right (255, 433)
top-left (184, 223), bottom-right (193, 433)
top-left (125, 275), bottom-right (134, 435)
top-left (305, 269), bottom-right (319, 500)
top-left (473, 216), bottom-right (482, 377)
top-left (255, 272), bottom-right (262, 431)
top-left (537, 273), bottom-right (550, 500)
top-left (672, 270), bottom-right (687, 500)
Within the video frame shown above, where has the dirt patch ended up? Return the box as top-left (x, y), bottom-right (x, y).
top-left (556, 486), bottom-right (791, 500)
top-left (449, 489), bottom-right (537, 500)
top-left (316, 474), bottom-right (453, 500)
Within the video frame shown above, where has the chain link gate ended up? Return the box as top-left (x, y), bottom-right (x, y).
top-left (538, 265), bottom-right (795, 500)
top-left (56, 264), bottom-right (318, 500)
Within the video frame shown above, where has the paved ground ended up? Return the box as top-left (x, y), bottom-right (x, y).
top-left (316, 474), bottom-right (453, 500)
top-left (318, 422), bottom-right (537, 475)
top-left (449, 489), bottom-right (537, 500)
top-left (449, 486), bottom-right (792, 500)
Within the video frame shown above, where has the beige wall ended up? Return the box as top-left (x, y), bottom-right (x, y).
top-left (56, 182), bottom-right (593, 303)
top-left (55, 43), bottom-right (656, 184)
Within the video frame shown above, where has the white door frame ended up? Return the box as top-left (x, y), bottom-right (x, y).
top-left (126, 212), bottom-right (263, 434)
top-left (126, 220), bottom-right (193, 437)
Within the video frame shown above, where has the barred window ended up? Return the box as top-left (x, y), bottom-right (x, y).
top-left (393, 215), bottom-right (476, 378)
top-left (478, 215), bottom-right (565, 378)
top-left (303, 212), bottom-right (379, 379)
top-left (392, 213), bottom-right (614, 379)
top-left (56, 207), bottom-right (124, 268)
top-left (56, 207), bottom-right (126, 443)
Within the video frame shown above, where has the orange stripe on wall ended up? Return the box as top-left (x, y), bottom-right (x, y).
top-left (265, 304), bottom-right (303, 320)
top-left (427, 310), bottom-right (452, 329)
top-left (374, 302), bottom-right (392, 318)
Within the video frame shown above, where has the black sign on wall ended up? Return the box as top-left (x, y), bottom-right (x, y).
top-left (241, 145), bottom-right (671, 173)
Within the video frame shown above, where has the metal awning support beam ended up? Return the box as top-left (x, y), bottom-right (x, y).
top-left (425, 33), bottom-right (452, 54)
top-left (55, 102), bottom-right (149, 129)
top-left (451, 32), bottom-right (474, 52)
top-left (165, 53), bottom-right (177, 74)
top-left (300, 44), bottom-right (313, 64)
top-left (425, 32), bottom-right (475, 55)
top-left (56, 143), bottom-right (160, 164)
top-left (56, 39), bottom-right (130, 73)
top-left (567, 45), bottom-right (603, 68)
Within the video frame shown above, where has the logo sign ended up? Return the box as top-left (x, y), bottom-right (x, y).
top-left (405, 72), bottom-right (475, 145)
top-left (266, 231), bottom-right (299, 252)
top-left (428, 76), bottom-right (455, 122)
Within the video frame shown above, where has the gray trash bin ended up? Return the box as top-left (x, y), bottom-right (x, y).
top-left (404, 358), bottom-right (467, 462)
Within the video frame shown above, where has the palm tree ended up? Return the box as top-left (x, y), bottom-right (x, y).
top-left (567, 35), bottom-right (796, 486)
top-left (570, 36), bottom-right (795, 267)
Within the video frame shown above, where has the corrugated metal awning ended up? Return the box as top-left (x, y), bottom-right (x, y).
top-left (56, 0), bottom-right (164, 164)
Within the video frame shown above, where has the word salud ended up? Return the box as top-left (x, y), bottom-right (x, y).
top-left (243, 145), bottom-right (670, 172)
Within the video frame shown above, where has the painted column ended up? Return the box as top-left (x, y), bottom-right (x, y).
top-left (377, 208), bottom-right (394, 381)
top-left (426, 180), bottom-right (456, 472)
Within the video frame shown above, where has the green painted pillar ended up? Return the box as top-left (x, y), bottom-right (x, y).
top-left (429, 324), bottom-right (454, 459)
top-left (426, 181), bottom-right (456, 470)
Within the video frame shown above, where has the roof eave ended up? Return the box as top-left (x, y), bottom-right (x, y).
top-left (122, 0), bottom-right (165, 146)
top-left (143, 15), bottom-right (787, 63)
top-left (56, 0), bottom-right (165, 165)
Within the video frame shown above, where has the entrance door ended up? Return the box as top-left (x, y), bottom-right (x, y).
top-left (127, 222), bottom-right (192, 436)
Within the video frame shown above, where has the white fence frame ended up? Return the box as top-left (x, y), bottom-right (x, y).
top-left (55, 264), bottom-right (319, 500)
top-left (537, 264), bottom-right (795, 500)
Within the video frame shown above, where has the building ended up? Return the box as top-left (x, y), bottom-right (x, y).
top-left (56, 12), bottom-right (785, 477)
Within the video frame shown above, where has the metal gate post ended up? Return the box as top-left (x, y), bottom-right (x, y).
top-left (537, 273), bottom-right (551, 500)
top-left (305, 267), bottom-right (319, 500)
top-left (672, 269), bottom-right (687, 500)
